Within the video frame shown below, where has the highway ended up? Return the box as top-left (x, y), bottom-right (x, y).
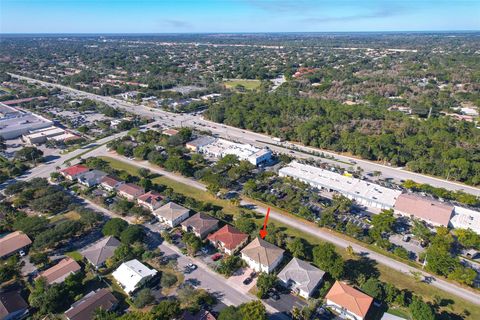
top-left (10, 73), bottom-right (480, 197)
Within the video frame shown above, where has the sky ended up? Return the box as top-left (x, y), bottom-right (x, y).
top-left (0, 0), bottom-right (479, 33)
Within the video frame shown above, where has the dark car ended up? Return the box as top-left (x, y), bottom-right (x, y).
top-left (249, 271), bottom-right (257, 278)
top-left (212, 253), bottom-right (223, 261)
top-left (243, 277), bottom-right (253, 285)
top-left (268, 291), bottom-right (280, 301)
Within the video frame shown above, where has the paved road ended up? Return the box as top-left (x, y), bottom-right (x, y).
top-left (90, 150), bottom-right (480, 306)
top-left (9, 73), bottom-right (480, 197)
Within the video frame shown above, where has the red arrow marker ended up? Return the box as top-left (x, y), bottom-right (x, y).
top-left (259, 207), bottom-right (271, 239)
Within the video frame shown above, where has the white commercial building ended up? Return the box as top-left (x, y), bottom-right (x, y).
top-left (197, 137), bottom-right (271, 166)
top-left (0, 103), bottom-right (53, 140)
top-left (450, 206), bottom-right (480, 234)
top-left (112, 259), bottom-right (157, 295)
top-left (23, 126), bottom-right (65, 144)
top-left (279, 161), bottom-right (401, 210)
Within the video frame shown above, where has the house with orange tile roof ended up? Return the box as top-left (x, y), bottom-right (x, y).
top-left (325, 281), bottom-right (373, 320)
top-left (137, 191), bottom-right (163, 211)
top-left (60, 164), bottom-right (89, 181)
top-left (207, 225), bottom-right (248, 255)
top-left (36, 257), bottom-right (81, 285)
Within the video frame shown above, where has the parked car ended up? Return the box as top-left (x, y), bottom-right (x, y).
top-left (243, 277), bottom-right (253, 285)
top-left (201, 247), bottom-right (210, 255)
top-left (402, 235), bottom-right (411, 242)
top-left (249, 271), bottom-right (257, 278)
top-left (187, 263), bottom-right (197, 270)
top-left (268, 291), bottom-right (280, 301)
top-left (212, 253), bottom-right (223, 261)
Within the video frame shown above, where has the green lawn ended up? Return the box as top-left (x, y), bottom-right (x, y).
top-left (223, 79), bottom-right (261, 91)
top-left (98, 156), bottom-right (480, 319)
top-left (65, 251), bottom-right (83, 262)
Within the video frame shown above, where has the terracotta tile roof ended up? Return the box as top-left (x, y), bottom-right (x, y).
top-left (117, 183), bottom-right (144, 196)
top-left (65, 288), bottom-right (117, 320)
top-left (0, 231), bottom-right (32, 257)
top-left (207, 225), bottom-right (248, 251)
top-left (394, 193), bottom-right (454, 226)
top-left (325, 281), bottom-right (373, 318)
top-left (61, 164), bottom-right (89, 177)
top-left (100, 175), bottom-right (123, 188)
top-left (181, 309), bottom-right (216, 320)
top-left (137, 191), bottom-right (163, 205)
top-left (36, 257), bottom-right (81, 285)
top-left (240, 237), bottom-right (284, 267)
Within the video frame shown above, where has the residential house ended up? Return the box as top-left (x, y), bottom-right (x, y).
top-left (0, 231), bottom-right (32, 258)
top-left (78, 170), bottom-right (108, 187)
top-left (100, 175), bottom-right (124, 192)
top-left (277, 258), bottom-right (325, 298)
top-left (112, 259), bottom-right (157, 295)
top-left (181, 310), bottom-right (216, 320)
top-left (80, 236), bottom-right (121, 269)
top-left (181, 213), bottom-right (219, 239)
top-left (325, 281), bottom-right (373, 320)
top-left (240, 237), bottom-right (284, 273)
top-left (64, 288), bottom-right (118, 320)
top-left (137, 191), bottom-right (163, 211)
top-left (154, 202), bottom-right (190, 228)
top-left (36, 257), bottom-right (81, 285)
top-left (0, 291), bottom-right (29, 320)
top-left (60, 164), bottom-right (90, 181)
top-left (394, 193), bottom-right (454, 227)
top-left (162, 128), bottom-right (179, 136)
top-left (207, 225), bottom-right (248, 255)
top-left (117, 183), bottom-right (145, 201)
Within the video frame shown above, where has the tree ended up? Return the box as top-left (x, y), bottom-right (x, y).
top-left (239, 300), bottom-right (267, 320)
top-left (234, 216), bottom-right (257, 234)
top-left (160, 272), bottom-right (178, 288)
top-left (360, 277), bottom-right (384, 300)
top-left (454, 228), bottom-right (480, 249)
top-left (312, 242), bottom-right (344, 279)
top-left (217, 255), bottom-right (243, 276)
top-left (15, 146), bottom-right (43, 163)
top-left (286, 238), bottom-right (307, 259)
top-left (182, 232), bottom-right (203, 256)
top-left (132, 288), bottom-right (154, 308)
top-left (371, 209), bottom-right (396, 233)
top-left (151, 300), bottom-right (181, 320)
top-left (218, 305), bottom-right (242, 320)
top-left (120, 225), bottom-right (145, 244)
top-left (256, 273), bottom-right (277, 298)
top-left (409, 296), bottom-right (435, 320)
top-left (138, 167), bottom-right (151, 178)
top-left (102, 218), bottom-right (128, 238)
top-left (29, 277), bottom-right (69, 315)
top-left (13, 215), bottom-right (49, 237)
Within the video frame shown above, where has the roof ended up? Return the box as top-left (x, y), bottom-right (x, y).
top-left (181, 310), bottom-right (216, 320)
top-left (162, 128), bottom-right (179, 136)
top-left (100, 175), bottom-right (123, 187)
top-left (0, 291), bottom-right (28, 319)
top-left (394, 193), bottom-right (454, 226)
top-left (137, 191), bottom-right (163, 205)
top-left (181, 213), bottom-right (219, 234)
top-left (65, 288), bottom-right (118, 320)
top-left (112, 259), bottom-right (157, 293)
top-left (61, 164), bottom-right (89, 177)
top-left (279, 161), bottom-right (401, 208)
top-left (325, 281), bottom-right (373, 318)
top-left (240, 237), bottom-right (284, 267)
top-left (207, 225), bottom-right (248, 250)
top-left (78, 170), bottom-right (107, 182)
top-left (37, 257), bottom-right (81, 284)
top-left (80, 236), bottom-right (121, 267)
top-left (117, 183), bottom-right (144, 196)
top-left (277, 258), bottom-right (325, 295)
top-left (186, 136), bottom-right (216, 148)
top-left (0, 231), bottom-right (32, 257)
top-left (154, 202), bottom-right (189, 221)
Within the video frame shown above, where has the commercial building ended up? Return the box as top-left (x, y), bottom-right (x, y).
top-left (279, 161), bottom-right (401, 210)
top-left (181, 213), bottom-right (219, 239)
top-left (0, 231), bottom-right (32, 258)
top-left (36, 257), bottom-right (81, 285)
top-left (325, 281), bottom-right (373, 320)
top-left (0, 103), bottom-right (53, 140)
top-left (393, 193), bottom-right (454, 227)
top-left (22, 126), bottom-right (65, 144)
top-left (450, 206), bottom-right (480, 234)
top-left (196, 137), bottom-right (272, 166)
top-left (185, 136), bottom-right (216, 152)
top-left (278, 258), bottom-right (325, 299)
top-left (65, 289), bottom-right (118, 320)
top-left (154, 202), bottom-right (190, 228)
top-left (240, 237), bottom-right (284, 273)
top-left (207, 225), bottom-right (249, 255)
top-left (112, 259), bottom-right (157, 295)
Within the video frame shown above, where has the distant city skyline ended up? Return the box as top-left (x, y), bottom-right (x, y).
top-left (1, 0), bottom-right (479, 33)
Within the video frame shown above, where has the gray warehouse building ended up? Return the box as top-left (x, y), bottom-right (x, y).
top-left (0, 103), bottom-right (53, 139)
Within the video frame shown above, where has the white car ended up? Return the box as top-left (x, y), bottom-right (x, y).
top-left (19, 250), bottom-right (26, 257)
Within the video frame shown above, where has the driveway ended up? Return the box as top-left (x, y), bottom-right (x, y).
top-left (264, 291), bottom-right (307, 317)
top-left (227, 267), bottom-right (257, 293)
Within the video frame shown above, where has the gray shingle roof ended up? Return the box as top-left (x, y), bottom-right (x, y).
top-left (278, 257), bottom-right (325, 296)
top-left (80, 236), bottom-right (121, 267)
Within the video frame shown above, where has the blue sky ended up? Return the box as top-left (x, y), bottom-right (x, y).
top-left (1, 0), bottom-right (479, 33)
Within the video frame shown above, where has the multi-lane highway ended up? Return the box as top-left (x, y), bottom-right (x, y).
top-left (10, 73), bottom-right (480, 197)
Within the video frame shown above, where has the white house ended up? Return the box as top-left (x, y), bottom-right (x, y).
top-left (240, 237), bottom-right (284, 273)
top-left (112, 259), bottom-right (157, 295)
top-left (154, 202), bottom-right (190, 228)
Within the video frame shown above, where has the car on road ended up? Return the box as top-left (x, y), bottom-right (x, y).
top-left (243, 277), bottom-right (253, 285)
top-left (187, 263), bottom-right (197, 270)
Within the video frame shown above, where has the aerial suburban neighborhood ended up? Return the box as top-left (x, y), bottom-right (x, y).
top-left (1, 2), bottom-right (480, 320)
